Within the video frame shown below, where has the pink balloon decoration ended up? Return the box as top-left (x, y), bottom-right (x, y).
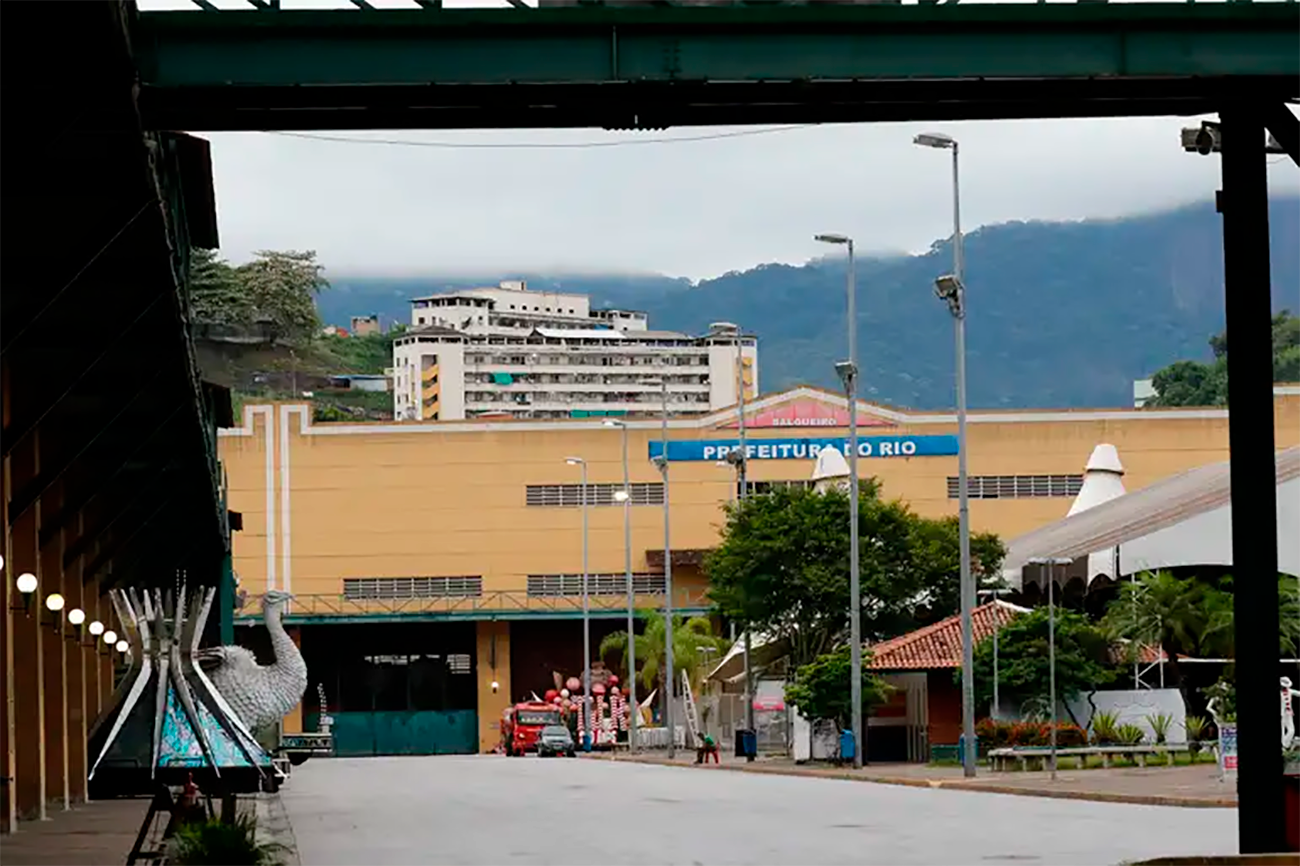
top-left (544, 689), bottom-right (559, 702)
top-left (608, 674), bottom-right (620, 686)
top-left (566, 677), bottom-right (581, 692)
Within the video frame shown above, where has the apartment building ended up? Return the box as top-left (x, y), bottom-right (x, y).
top-left (391, 281), bottom-right (758, 420)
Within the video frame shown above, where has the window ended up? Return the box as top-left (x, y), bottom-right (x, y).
top-left (745, 479), bottom-right (815, 496)
top-left (343, 576), bottom-right (483, 600)
top-left (527, 573), bottom-right (667, 597)
top-left (525, 483), bottom-right (664, 507)
top-left (950, 475), bottom-right (1084, 499)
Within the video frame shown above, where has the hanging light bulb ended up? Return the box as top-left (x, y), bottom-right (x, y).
top-left (45, 593), bottom-right (65, 612)
top-left (16, 573), bottom-right (37, 594)
top-left (89, 620), bottom-right (105, 636)
top-left (103, 630), bottom-right (118, 645)
top-left (115, 640), bottom-right (129, 653)
top-left (68, 608), bottom-right (86, 626)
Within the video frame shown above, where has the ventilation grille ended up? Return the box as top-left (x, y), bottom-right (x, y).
top-left (526, 573), bottom-right (667, 597)
top-left (949, 475), bottom-right (1084, 499)
top-left (525, 483), bottom-right (664, 507)
top-left (343, 576), bottom-right (484, 600)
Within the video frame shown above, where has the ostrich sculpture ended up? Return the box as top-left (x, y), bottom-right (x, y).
top-left (197, 589), bottom-right (309, 733)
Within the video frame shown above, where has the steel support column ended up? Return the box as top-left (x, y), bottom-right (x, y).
top-left (1218, 103), bottom-right (1284, 855)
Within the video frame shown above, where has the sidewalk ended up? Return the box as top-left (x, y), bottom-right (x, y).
top-left (0, 798), bottom-right (150, 866)
top-left (589, 752), bottom-right (1238, 808)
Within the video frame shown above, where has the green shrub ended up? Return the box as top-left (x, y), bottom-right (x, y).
top-left (1184, 714), bottom-right (1210, 750)
top-left (1145, 712), bottom-right (1173, 745)
top-left (1116, 723), bottom-right (1145, 745)
top-left (1090, 710), bottom-right (1120, 745)
top-left (170, 813), bottom-right (285, 866)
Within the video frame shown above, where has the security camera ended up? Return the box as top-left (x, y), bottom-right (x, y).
top-left (834, 360), bottom-right (856, 387)
top-left (1196, 128), bottom-right (1216, 156)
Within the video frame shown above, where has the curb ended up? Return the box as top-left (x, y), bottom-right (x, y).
top-left (589, 753), bottom-right (1237, 810)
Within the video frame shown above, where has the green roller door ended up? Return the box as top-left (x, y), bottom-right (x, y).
top-left (310, 711), bottom-right (479, 757)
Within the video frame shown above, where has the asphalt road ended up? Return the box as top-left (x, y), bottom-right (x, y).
top-left (280, 755), bottom-right (1237, 866)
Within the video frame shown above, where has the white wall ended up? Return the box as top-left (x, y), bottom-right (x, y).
top-left (1064, 688), bottom-right (1189, 743)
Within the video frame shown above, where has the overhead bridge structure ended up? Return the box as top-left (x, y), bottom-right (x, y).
top-left (1, 0), bottom-right (1297, 853)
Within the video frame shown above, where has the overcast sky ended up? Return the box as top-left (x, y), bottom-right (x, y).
top-left (142, 1), bottom-right (1300, 281)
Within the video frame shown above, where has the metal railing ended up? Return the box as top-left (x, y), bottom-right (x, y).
top-left (237, 587), bottom-right (710, 624)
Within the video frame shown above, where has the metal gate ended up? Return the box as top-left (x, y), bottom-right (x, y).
top-left (326, 710), bottom-right (479, 757)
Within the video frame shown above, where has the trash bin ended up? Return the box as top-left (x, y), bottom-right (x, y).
top-left (839, 729), bottom-right (856, 763)
top-left (735, 729), bottom-right (757, 759)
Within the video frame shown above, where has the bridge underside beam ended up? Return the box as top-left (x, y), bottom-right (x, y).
top-left (133, 4), bottom-right (1299, 131)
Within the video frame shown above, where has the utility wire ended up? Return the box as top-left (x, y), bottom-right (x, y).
top-left (264, 125), bottom-right (818, 150)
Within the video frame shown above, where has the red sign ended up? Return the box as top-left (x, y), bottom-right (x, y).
top-left (722, 399), bottom-right (893, 429)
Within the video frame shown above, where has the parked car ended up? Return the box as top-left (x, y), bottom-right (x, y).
top-left (537, 725), bottom-right (577, 758)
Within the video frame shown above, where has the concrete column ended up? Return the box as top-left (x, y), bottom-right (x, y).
top-left (38, 481), bottom-right (68, 813)
top-left (0, 361), bottom-right (12, 832)
top-left (282, 627), bottom-right (303, 735)
top-left (474, 621), bottom-right (511, 754)
top-left (63, 513), bottom-right (86, 805)
top-left (10, 436), bottom-right (45, 821)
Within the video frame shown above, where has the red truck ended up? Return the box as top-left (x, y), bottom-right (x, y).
top-left (500, 702), bottom-right (562, 756)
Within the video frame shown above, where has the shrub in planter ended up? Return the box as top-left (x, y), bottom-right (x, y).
top-left (1184, 714), bottom-right (1210, 753)
top-left (1007, 722), bottom-right (1051, 747)
top-left (170, 813), bottom-right (285, 866)
top-left (976, 718), bottom-right (1013, 750)
top-left (1116, 723), bottom-right (1145, 746)
top-left (1054, 723), bottom-right (1088, 748)
top-left (1090, 710), bottom-right (1120, 745)
top-left (1145, 712), bottom-right (1173, 745)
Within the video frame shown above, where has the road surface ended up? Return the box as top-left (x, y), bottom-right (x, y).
top-left (279, 755), bottom-right (1236, 865)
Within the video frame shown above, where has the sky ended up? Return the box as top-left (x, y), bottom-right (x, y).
top-left (140, 0), bottom-right (1300, 282)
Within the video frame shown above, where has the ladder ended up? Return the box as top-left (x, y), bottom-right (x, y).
top-left (681, 669), bottom-right (702, 745)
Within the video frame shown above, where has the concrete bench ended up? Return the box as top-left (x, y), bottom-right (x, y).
top-left (988, 744), bottom-right (1187, 772)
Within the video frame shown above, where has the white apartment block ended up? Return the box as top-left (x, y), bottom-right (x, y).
top-left (391, 281), bottom-right (758, 421)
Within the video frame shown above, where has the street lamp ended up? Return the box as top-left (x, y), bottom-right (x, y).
top-left (15, 572), bottom-right (37, 616)
top-left (816, 231), bottom-right (863, 769)
top-left (708, 320), bottom-right (757, 757)
top-left (915, 129), bottom-right (976, 779)
top-left (977, 587), bottom-right (1013, 718)
top-left (566, 455), bottom-right (593, 752)
top-left (643, 375), bottom-right (676, 758)
top-left (603, 418), bottom-right (639, 750)
top-left (1027, 556), bottom-right (1072, 781)
top-left (564, 457), bottom-right (595, 748)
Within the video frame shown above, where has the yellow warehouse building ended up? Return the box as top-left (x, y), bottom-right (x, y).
top-left (219, 384), bottom-right (1300, 757)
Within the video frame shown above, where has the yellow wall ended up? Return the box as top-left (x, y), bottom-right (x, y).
top-left (219, 389), bottom-right (1299, 603)
top-left (475, 621), bottom-right (511, 752)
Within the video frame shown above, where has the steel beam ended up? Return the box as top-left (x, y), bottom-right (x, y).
top-left (65, 463), bottom-right (180, 571)
top-left (7, 368), bottom-right (167, 528)
top-left (1218, 104), bottom-right (1285, 855)
top-left (1263, 102), bottom-right (1299, 168)
top-left (82, 492), bottom-right (178, 582)
top-left (37, 405), bottom-right (187, 548)
top-left (132, 4), bottom-right (1298, 131)
top-left (0, 291), bottom-right (169, 458)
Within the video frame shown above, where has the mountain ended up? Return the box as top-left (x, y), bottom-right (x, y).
top-left (316, 196), bottom-right (1300, 410)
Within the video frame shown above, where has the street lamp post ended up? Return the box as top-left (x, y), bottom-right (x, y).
top-left (709, 321), bottom-right (756, 756)
top-left (604, 419), bottom-right (639, 751)
top-left (914, 130), bottom-right (976, 778)
top-left (814, 233), bottom-right (863, 769)
top-left (644, 376), bottom-right (676, 758)
top-left (977, 586), bottom-right (1013, 718)
top-left (1028, 556), bottom-right (1072, 781)
top-left (565, 455), bottom-right (593, 752)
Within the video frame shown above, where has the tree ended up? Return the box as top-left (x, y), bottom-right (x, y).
top-left (966, 607), bottom-right (1118, 725)
top-left (1147, 310), bottom-right (1299, 407)
top-left (1100, 570), bottom-right (1237, 696)
top-left (235, 250), bottom-right (329, 343)
top-left (783, 645), bottom-right (892, 729)
top-left (705, 484), bottom-right (1005, 671)
top-left (188, 248), bottom-right (252, 326)
top-left (598, 611), bottom-right (729, 696)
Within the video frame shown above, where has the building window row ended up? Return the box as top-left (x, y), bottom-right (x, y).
top-left (745, 480), bottom-right (816, 496)
top-left (466, 353), bottom-right (708, 367)
top-left (343, 576), bottom-right (484, 600)
top-left (526, 483), bottom-right (665, 507)
top-left (467, 391), bottom-right (709, 406)
top-left (526, 573), bottom-right (668, 597)
top-left (949, 474), bottom-right (1084, 499)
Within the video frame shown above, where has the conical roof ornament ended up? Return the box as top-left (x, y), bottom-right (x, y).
top-left (1067, 444), bottom-right (1128, 583)
top-left (812, 446), bottom-right (851, 493)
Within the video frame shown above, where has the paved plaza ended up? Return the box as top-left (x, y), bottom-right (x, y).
top-left (280, 755), bottom-right (1239, 865)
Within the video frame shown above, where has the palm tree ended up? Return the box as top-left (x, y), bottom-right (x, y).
top-left (599, 612), bottom-right (729, 698)
top-left (1102, 570), bottom-right (1220, 696)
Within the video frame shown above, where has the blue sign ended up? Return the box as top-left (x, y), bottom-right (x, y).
top-left (648, 435), bottom-right (958, 462)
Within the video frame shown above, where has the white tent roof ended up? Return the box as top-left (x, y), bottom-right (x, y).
top-left (1066, 444), bottom-right (1129, 585)
top-left (1003, 446), bottom-right (1300, 588)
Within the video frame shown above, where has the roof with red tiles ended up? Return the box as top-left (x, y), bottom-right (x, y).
top-left (867, 600), bottom-right (1030, 670)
